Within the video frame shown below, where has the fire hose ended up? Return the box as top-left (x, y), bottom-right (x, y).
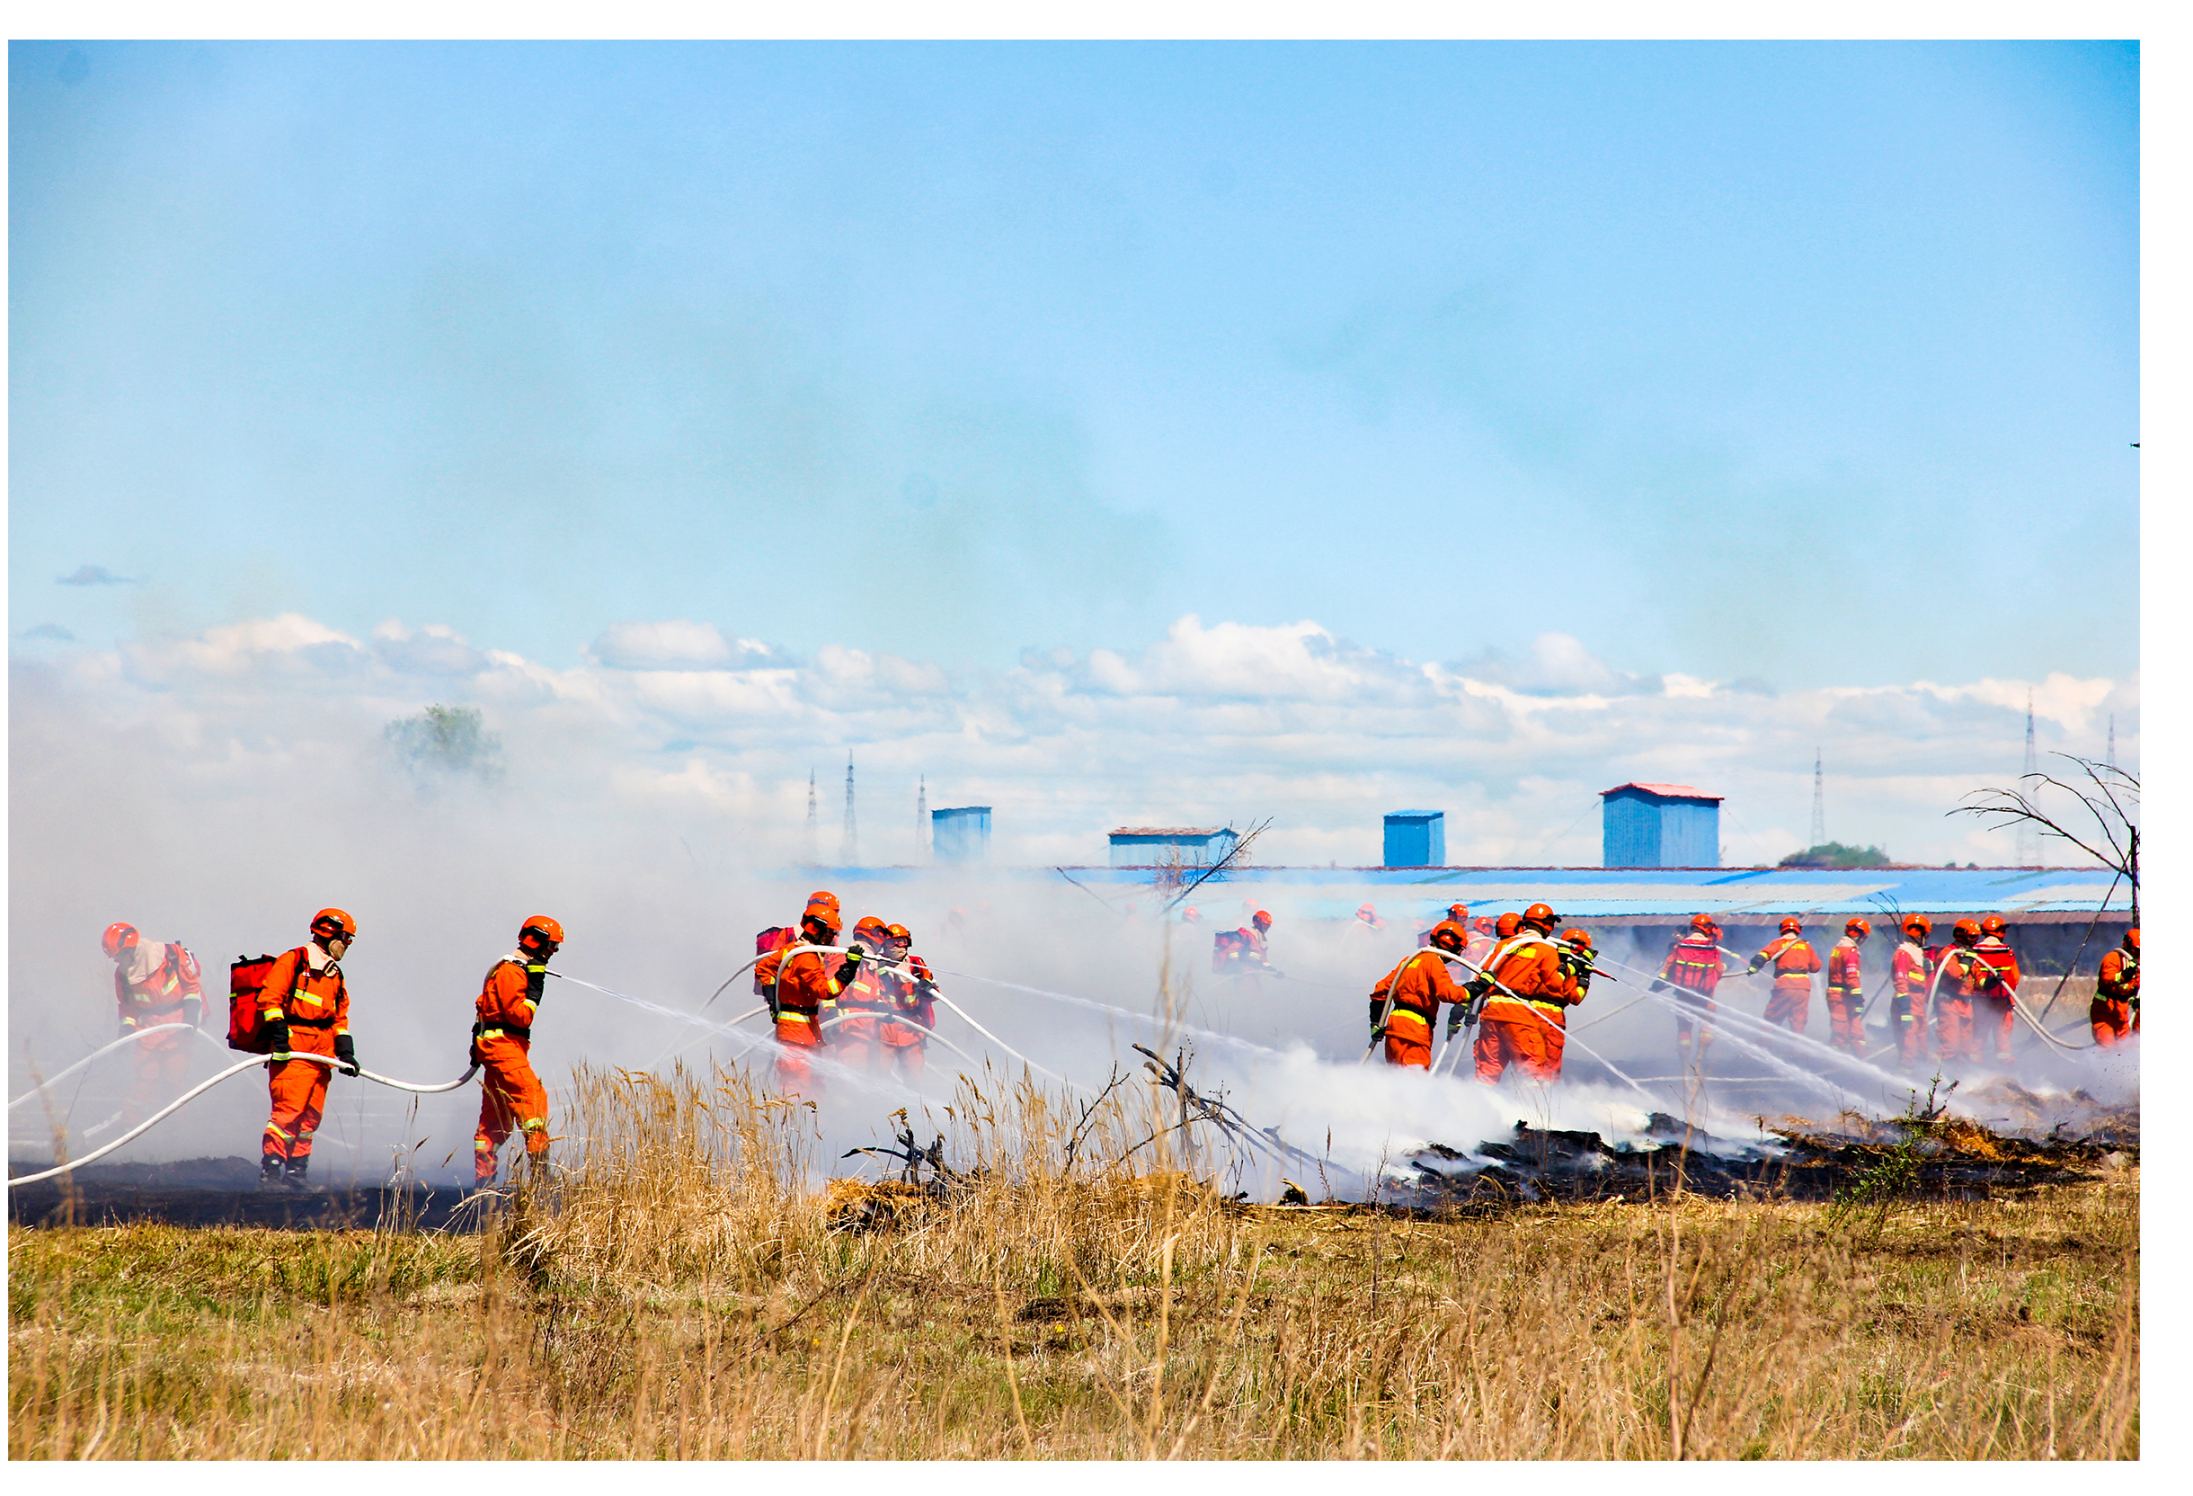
top-left (8, 1052), bottom-right (481, 1186)
top-left (9, 1023), bottom-right (200, 1112)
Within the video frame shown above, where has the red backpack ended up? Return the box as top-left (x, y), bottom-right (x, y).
top-left (753, 927), bottom-right (797, 995)
top-left (1212, 929), bottom-right (1244, 974)
top-left (227, 952), bottom-right (293, 1053)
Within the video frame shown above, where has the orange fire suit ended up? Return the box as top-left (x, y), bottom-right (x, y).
top-left (835, 960), bottom-right (891, 1074)
top-left (877, 954), bottom-right (939, 1082)
top-left (2092, 947), bottom-right (2138, 1047)
top-left (1750, 934), bottom-right (1821, 1034)
top-left (258, 945), bottom-right (349, 1164)
top-left (1469, 934), bottom-right (1580, 1083)
top-left (114, 939), bottom-right (204, 1129)
top-left (473, 951), bottom-right (552, 1182)
top-left (1656, 933), bottom-right (1726, 1065)
top-left (1889, 938), bottom-right (1931, 1067)
top-left (757, 939), bottom-right (846, 1097)
top-left (1824, 935), bottom-right (1867, 1055)
top-left (1369, 949), bottom-right (1465, 1069)
top-left (1969, 936), bottom-right (2022, 1061)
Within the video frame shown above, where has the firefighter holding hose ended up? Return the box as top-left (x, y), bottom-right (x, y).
top-left (472, 915), bottom-right (564, 1186)
top-left (875, 922), bottom-right (940, 1082)
top-left (1824, 917), bottom-right (1872, 1056)
top-left (1367, 920), bottom-right (1469, 1069)
top-left (1746, 918), bottom-right (1822, 1035)
top-left (1464, 903), bottom-right (1581, 1083)
top-left (103, 922), bottom-right (205, 1133)
top-left (256, 908), bottom-right (360, 1190)
top-left (1653, 914), bottom-right (1728, 1070)
top-left (756, 891), bottom-right (853, 1099)
top-left (1890, 915), bottom-right (1934, 1068)
top-left (2092, 928), bottom-right (2139, 1047)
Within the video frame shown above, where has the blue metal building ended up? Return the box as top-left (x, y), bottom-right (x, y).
top-left (1108, 826), bottom-right (1239, 869)
top-left (1601, 782), bottom-right (1723, 868)
top-left (931, 806), bottom-right (991, 864)
top-left (1383, 810), bottom-right (1446, 868)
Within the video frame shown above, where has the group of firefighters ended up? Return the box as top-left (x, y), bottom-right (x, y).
top-left (84, 893), bottom-right (2138, 1186)
top-left (1351, 902), bottom-right (2141, 1083)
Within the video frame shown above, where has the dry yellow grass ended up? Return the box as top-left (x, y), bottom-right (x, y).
top-left (10, 1059), bottom-right (2139, 1459)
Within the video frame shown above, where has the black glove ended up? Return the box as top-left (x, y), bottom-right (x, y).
top-left (119, 1019), bottom-right (139, 1039)
top-left (1445, 1013), bottom-right (1464, 1040)
top-left (334, 1034), bottom-right (359, 1077)
top-left (263, 1019), bottom-right (291, 1055)
top-left (839, 946), bottom-right (864, 975)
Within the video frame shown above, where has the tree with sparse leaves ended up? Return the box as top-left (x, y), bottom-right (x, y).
top-left (1953, 755), bottom-right (2137, 921)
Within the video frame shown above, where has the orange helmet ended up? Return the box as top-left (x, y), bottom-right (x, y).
top-left (1779, 917), bottom-right (1802, 935)
top-left (1559, 927), bottom-right (1592, 950)
top-left (1447, 902), bottom-right (1470, 924)
top-left (1902, 914), bottom-right (1933, 939)
top-left (1689, 913), bottom-right (1721, 936)
top-left (311, 908), bottom-right (357, 941)
top-left (519, 915), bottom-right (564, 948)
top-left (1355, 903), bottom-right (1381, 926)
top-left (102, 921), bottom-right (140, 961)
top-left (850, 916), bottom-right (890, 951)
top-left (1253, 909), bottom-right (1272, 929)
top-left (802, 903), bottom-right (843, 939)
top-left (1980, 915), bottom-right (2007, 938)
top-left (1473, 916), bottom-right (1496, 936)
top-left (883, 922), bottom-right (912, 950)
top-left (1181, 906), bottom-right (1200, 922)
top-left (806, 890), bottom-right (840, 915)
top-left (1428, 919), bottom-right (1468, 952)
top-left (1521, 902), bottom-right (1558, 931)
top-left (1496, 912), bottom-right (1521, 939)
top-left (2125, 927), bottom-right (2139, 953)
top-left (1952, 918), bottom-right (1982, 945)
top-left (1845, 917), bottom-right (1871, 939)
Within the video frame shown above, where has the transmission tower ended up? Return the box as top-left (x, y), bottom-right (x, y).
top-left (1808, 749), bottom-right (1825, 852)
top-left (805, 771), bottom-right (817, 864)
top-left (2016, 692), bottom-right (2040, 867)
top-left (915, 774), bottom-right (929, 864)
top-left (841, 751), bottom-right (858, 867)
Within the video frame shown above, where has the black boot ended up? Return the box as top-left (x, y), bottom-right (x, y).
top-left (282, 1156), bottom-right (310, 1191)
top-left (259, 1155), bottom-right (285, 1189)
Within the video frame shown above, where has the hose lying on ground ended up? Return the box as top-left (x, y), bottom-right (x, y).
top-left (9, 1023), bottom-right (199, 1112)
top-left (7, 1052), bottom-right (481, 1186)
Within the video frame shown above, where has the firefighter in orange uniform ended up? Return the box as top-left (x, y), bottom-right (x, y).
top-left (1464, 904), bottom-right (1581, 1082)
top-left (1746, 918), bottom-right (1822, 1034)
top-left (1889, 915), bottom-right (1934, 1067)
top-left (876, 923), bottom-right (940, 1081)
top-left (104, 922), bottom-right (205, 1130)
top-left (257, 909), bottom-right (359, 1190)
top-left (1654, 914), bottom-right (1729, 1068)
top-left (472, 916), bottom-right (563, 1185)
top-left (755, 892), bottom-right (853, 1098)
top-left (1823, 918), bottom-right (1872, 1055)
top-left (1368, 921), bottom-right (1468, 1069)
top-left (2092, 928), bottom-right (2139, 1047)
top-left (835, 916), bottom-right (895, 1073)
top-left (1464, 916), bottom-right (1499, 970)
top-left (1970, 915), bottom-right (2023, 1063)
top-left (1931, 918), bottom-right (1987, 1065)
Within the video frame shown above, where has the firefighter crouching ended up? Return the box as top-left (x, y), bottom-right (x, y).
top-left (1824, 917), bottom-right (1872, 1056)
top-left (875, 922), bottom-right (939, 1082)
top-left (1368, 920), bottom-right (1469, 1069)
top-left (472, 916), bottom-right (563, 1185)
top-left (257, 908), bottom-right (361, 1190)
top-left (104, 921), bottom-right (205, 1131)
top-left (1463, 903), bottom-right (1580, 1083)
top-left (756, 891), bottom-right (852, 1098)
top-left (2092, 928), bottom-right (2139, 1047)
top-left (1654, 914), bottom-right (1727, 1067)
top-left (1746, 918), bottom-right (1822, 1035)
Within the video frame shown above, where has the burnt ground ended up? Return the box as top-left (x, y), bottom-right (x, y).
top-left (7, 1155), bottom-right (487, 1231)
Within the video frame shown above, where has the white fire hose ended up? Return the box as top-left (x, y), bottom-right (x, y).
top-left (9, 1023), bottom-right (201, 1112)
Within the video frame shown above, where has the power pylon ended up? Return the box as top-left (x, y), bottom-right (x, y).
top-left (841, 752), bottom-right (859, 867)
top-left (2016, 693), bottom-right (2040, 867)
top-left (1809, 749), bottom-right (1826, 852)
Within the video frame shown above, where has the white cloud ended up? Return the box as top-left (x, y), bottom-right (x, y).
top-left (588, 620), bottom-right (775, 671)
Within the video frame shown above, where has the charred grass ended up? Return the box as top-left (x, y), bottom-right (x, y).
top-left (9, 1060), bottom-right (2138, 1459)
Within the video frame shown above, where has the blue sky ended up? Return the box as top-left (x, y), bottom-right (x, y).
top-left (11, 40), bottom-right (2138, 690)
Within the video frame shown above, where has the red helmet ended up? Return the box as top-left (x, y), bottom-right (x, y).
top-left (883, 923), bottom-right (913, 950)
top-left (102, 921), bottom-right (140, 961)
top-left (2125, 927), bottom-right (2139, 953)
top-left (311, 908), bottom-right (357, 941)
top-left (1521, 902), bottom-right (1558, 931)
top-left (1980, 915), bottom-right (2007, 938)
top-left (1181, 906), bottom-right (1200, 922)
top-left (1903, 914), bottom-right (1933, 939)
top-left (1473, 916), bottom-right (1496, 936)
top-left (1495, 912), bottom-right (1521, 939)
top-left (519, 915), bottom-right (564, 948)
top-left (1428, 920), bottom-right (1468, 952)
top-left (1845, 917), bottom-right (1872, 939)
top-left (1355, 903), bottom-right (1381, 927)
top-left (1559, 927), bottom-right (1593, 950)
top-left (1689, 913), bottom-right (1721, 936)
top-left (1252, 910), bottom-right (1272, 929)
top-left (1779, 917), bottom-right (1803, 935)
top-left (1952, 918), bottom-right (1982, 945)
top-left (1447, 902), bottom-right (1470, 924)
